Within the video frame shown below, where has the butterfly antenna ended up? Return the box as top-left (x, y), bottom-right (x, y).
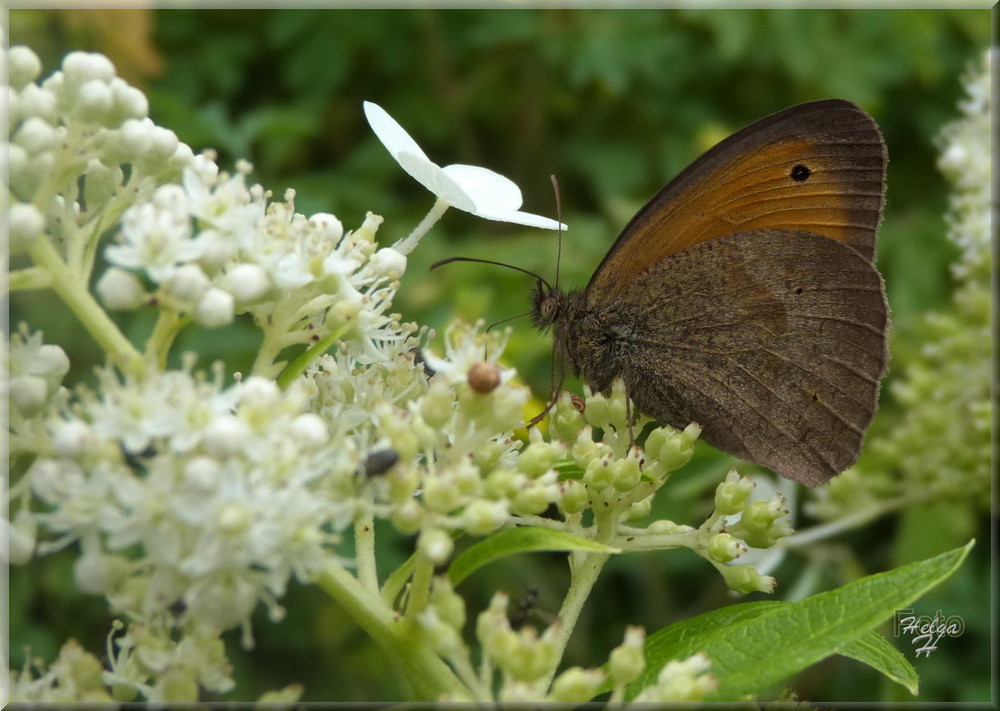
top-left (550, 174), bottom-right (563, 291)
top-left (431, 257), bottom-right (553, 293)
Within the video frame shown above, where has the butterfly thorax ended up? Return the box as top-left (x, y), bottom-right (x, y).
top-left (531, 283), bottom-right (629, 394)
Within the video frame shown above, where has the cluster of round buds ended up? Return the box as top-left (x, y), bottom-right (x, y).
top-left (6, 47), bottom-right (193, 255)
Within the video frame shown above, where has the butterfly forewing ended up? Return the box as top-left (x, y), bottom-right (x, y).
top-left (587, 99), bottom-right (886, 301)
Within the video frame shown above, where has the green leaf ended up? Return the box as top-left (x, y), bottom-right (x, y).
top-left (448, 526), bottom-right (619, 586)
top-left (841, 630), bottom-right (919, 695)
top-left (630, 540), bottom-right (972, 701)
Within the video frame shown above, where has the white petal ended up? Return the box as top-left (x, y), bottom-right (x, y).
top-left (398, 152), bottom-right (476, 211)
top-left (363, 101), bottom-right (430, 163)
top-left (441, 163), bottom-right (522, 211)
top-left (471, 208), bottom-right (567, 231)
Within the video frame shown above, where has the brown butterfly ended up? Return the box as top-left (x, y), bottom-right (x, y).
top-left (439, 99), bottom-right (888, 486)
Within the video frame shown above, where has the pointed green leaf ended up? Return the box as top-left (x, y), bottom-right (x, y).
top-left (448, 526), bottom-right (619, 586)
top-left (631, 540), bottom-right (971, 701)
top-left (841, 630), bottom-right (919, 695)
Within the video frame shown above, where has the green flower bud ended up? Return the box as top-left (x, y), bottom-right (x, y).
top-left (418, 528), bottom-right (454, 564)
top-left (485, 469), bottom-right (522, 500)
top-left (548, 667), bottom-right (606, 703)
top-left (707, 532), bottom-right (745, 563)
top-left (551, 392), bottom-right (587, 441)
top-left (461, 499), bottom-right (509, 535)
top-left (424, 475), bottom-right (463, 514)
top-left (609, 626), bottom-right (646, 685)
top-left (730, 495), bottom-right (792, 549)
top-left (511, 482), bottom-right (554, 516)
top-left (622, 496), bottom-right (652, 521)
top-left (721, 564), bottom-right (775, 594)
top-left (647, 519), bottom-right (694, 535)
top-left (391, 499), bottom-right (423, 534)
top-left (518, 440), bottom-right (566, 477)
top-left (571, 427), bottom-right (601, 464)
top-left (583, 454), bottom-right (614, 493)
top-left (611, 453), bottom-right (642, 492)
top-left (557, 479), bottom-right (588, 515)
top-left (430, 577), bottom-right (467, 630)
top-left (713, 469), bottom-right (754, 515)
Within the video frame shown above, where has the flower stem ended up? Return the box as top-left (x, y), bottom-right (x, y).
top-left (27, 235), bottom-right (143, 374)
top-left (275, 325), bottom-right (348, 390)
top-left (393, 198), bottom-right (449, 256)
top-left (354, 515), bottom-right (379, 594)
top-left (315, 562), bottom-right (467, 700)
top-left (144, 308), bottom-right (189, 370)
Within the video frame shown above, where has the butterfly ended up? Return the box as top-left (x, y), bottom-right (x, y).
top-left (531, 99), bottom-right (888, 486)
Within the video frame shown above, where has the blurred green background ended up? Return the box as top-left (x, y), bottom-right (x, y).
top-left (8, 8), bottom-right (991, 703)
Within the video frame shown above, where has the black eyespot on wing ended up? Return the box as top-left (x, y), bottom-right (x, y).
top-left (790, 164), bottom-right (811, 182)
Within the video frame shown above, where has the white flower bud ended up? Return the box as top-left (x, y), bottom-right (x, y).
top-left (119, 117), bottom-right (153, 156)
top-left (63, 51), bottom-right (115, 84)
top-left (109, 77), bottom-right (149, 119)
top-left (17, 84), bottom-right (58, 122)
top-left (97, 267), bottom-right (146, 311)
top-left (74, 551), bottom-right (127, 594)
top-left (14, 116), bottom-right (56, 154)
top-left (369, 247), bottom-right (407, 278)
top-left (52, 420), bottom-right (95, 459)
top-left (183, 456), bottom-right (221, 490)
top-left (9, 375), bottom-right (48, 415)
top-left (227, 263), bottom-right (270, 304)
top-left (203, 415), bottom-right (250, 458)
top-left (418, 528), bottom-right (454, 565)
top-left (149, 125), bottom-right (179, 159)
top-left (8, 46), bottom-right (43, 89)
top-left (36, 344), bottom-right (70, 379)
top-left (238, 376), bottom-right (281, 407)
top-left (309, 212), bottom-right (344, 242)
top-left (82, 159), bottom-right (123, 207)
top-left (166, 264), bottom-right (210, 306)
top-left (290, 413), bottom-right (329, 448)
top-left (8, 203), bottom-right (45, 249)
top-left (75, 79), bottom-right (113, 122)
top-left (194, 287), bottom-right (235, 329)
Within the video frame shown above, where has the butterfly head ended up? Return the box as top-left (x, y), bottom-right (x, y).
top-left (530, 280), bottom-right (565, 331)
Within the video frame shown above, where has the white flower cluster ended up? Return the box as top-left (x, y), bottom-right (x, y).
top-left (937, 48), bottom-right (993, 282)
top-left (5, 46), bottom-right (192, 254)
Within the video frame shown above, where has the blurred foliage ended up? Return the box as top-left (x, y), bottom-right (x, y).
top-left (7, 8), bottom-right (990, 704)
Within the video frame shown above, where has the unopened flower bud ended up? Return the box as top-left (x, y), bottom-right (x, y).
top-left (418, 528), bottom-right (454, 565)
top-left (194, 287), bottom-right (235, 328)
top-left (609, 626), bottom-right (646, 685)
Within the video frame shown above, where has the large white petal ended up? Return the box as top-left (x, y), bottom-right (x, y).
top-left (471, 208), bottom-right (566, 231)
top-left (398, 152), bottom-right (476, 212)
top-left (442, 163), bottom-right (522, 211)
top-left (363, 101), bottom-right (430, 163)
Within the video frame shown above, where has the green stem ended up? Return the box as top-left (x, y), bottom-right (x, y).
top-left (354, 515), bottom-right (379, 594)
top-left (405, 552), bottom-right (435, 624)
top-left (275, 325), bottom-right (348, 389)
top-left (541, 505), bottom-right (619, 690)
top-left (27, 235), bottom-right (143, 374)
top-left (7, 267), bottom-right (54, 291)
top-left (315, 562), bottom-right (467, 700)
top-left (144, 308), bottom-right (189, 370)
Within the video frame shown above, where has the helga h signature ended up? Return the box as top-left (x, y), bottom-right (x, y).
top-left (893, 609), bottom-right (965, 657)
